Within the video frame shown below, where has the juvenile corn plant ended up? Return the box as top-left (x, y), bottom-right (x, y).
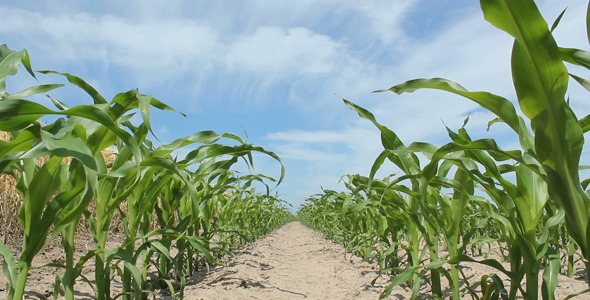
top-left (0, 45), bottom-right (139, 299)
top-left (301, 1), bottom-right (589, 299)
top-left (342, 103), bottom-right (491, 299)
top-left (360, 0), bottom-right (588, 298)
top-left (0, 44), bottom-right (291, 300)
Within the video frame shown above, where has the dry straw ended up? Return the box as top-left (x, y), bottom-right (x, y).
top-left (0, 130), bottom-right (123, 244)
top-left (0, 131), bottom-right (22, 244)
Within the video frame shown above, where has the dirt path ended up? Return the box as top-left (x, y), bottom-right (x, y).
top-left (179, 221), bottom-right (392, 299)
top-left (175, 222), bottom-right (590, 300)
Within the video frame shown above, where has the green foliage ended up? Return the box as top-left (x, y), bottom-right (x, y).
top-left (300, 0), bottom-right (590, 299)
top-left (0, 44), bottom-right (293, 300)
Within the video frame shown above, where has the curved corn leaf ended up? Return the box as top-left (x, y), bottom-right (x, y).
top-left (0, 242), bottom-right (17, 291)
top-left (560, 48), bottom-right (590, 68)
top-left (541, 248), bottom-right (561, 300)
top-left (382, 78), bottom-right (528, 143)
top-left (38, 70), bottom-right (107, 104)
top-left (1, 84), bottom-right (63, 101)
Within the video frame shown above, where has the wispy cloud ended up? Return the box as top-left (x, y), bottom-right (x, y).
top-left (0, 7), bottom-right (218, 77)
top-left (225, 27), bottom-right (341, 74)
top-left (258, 0), bottom-right (588, 208)
top-left (266, 129), bottom-right (361, 143)
top-left (0, 0), bottom-right (417, 102)
top-left (2, 0), bottom-right (586, 210)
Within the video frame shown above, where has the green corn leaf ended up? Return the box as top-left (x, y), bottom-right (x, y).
top-left (383, 78), bottom-right (523, 137)
top-left (110, 249), bottom-right (144, 298)
top-left (515, 165), bottom-right (548, 232)
top-left (154, 131), bottom-right (240, 156)
top-left (0, 99), bottom-right (110, 130)
top-left (38, 70), bottom-right (108, 104)
top-left (148, 96), bottom-right (187, 117)
top-left (480, 1), bottom-right (568, 107)
top-left (39, 170), bottom-right (88, 235)
top-left (448, 168), bottom-right (473, 241)
top-left (48, 95), bottom-right (70, 110)
top-left (20, 50), bottom-right (35, 79)
top-left (22, 157), bottom-right (62, 227)
top-left (569, 73), bottom-right (590, 92)
top-left (550, 8), bottom-right (567, 32)
top-left (380, 265), bottom-right (420, 299)
top-left (41, 129), bottom-right (98, 170)
top-left (541, 248), bottom-right (561, 300)
top-left (379, 259), bottom-right (446, 299)
top-left (0, 242), bottom-right (17, 289)
top-left (0, 99), bottom-right (143, 168)
top-left (564, 289), bottom-right (590, 300)
top-left (0, 99), bottom-right (51, 131)
top-left (587, 1), bottom-right (590, 45)
top-left (343, 99), bottom-right (406, 150)
top-left (560, 48), bottom-right (590, 68)
top-left (0, 125), bottom-right (40, 164)
top-left (183, 143), bottom-right (285, 185)
top-left (343, 99), bottom-right (421, 182)
top-left (137, 91), bottom-right (156, 137)
top-left (187, 235), bottom-right (217, 263)
top-left (450, 254), bottom-right (513, 278)
top-left (149, 241), bottom-right (173, 261)
top-left (482, 0), bottom-right (579, 166)
top-left (1, 84), bottom-right (64, 101)
top-left (54, 172), bottom-right (96, 231)
top-left (483, 0), bottom-right (589, 261)
top-left (0, 47), bottom-right (27, 81)
top-left (481, 274), bottom-right (509, 300)
top-left (19, 157), bottom-right (64, 262)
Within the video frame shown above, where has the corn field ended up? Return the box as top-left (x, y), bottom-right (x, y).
top-left (0, 44), bottom-right (294, 299)
top-left (3, 0), bottom-right (590, 299)
top-left (300, 1), bottom-right (590, 299)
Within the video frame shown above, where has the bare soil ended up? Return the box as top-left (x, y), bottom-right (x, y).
top-left (1, 221), bottom-right (589, 299)
top-left (177, 222), bottom-right (388, 299)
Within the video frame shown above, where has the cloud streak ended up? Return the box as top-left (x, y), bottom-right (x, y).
top-left (1, 0), bottom-right (586, 210)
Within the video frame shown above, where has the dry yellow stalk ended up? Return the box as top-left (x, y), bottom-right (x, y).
top-left (0, 130), bottom-right (123, 243)
top-left (0, 131), bottom-right (23, 244)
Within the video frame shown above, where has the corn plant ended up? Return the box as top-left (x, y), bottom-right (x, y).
top-left (340, 104), bottom-right (492, 299)
top-left (301, 1), bottom-right (589, 299)
top-left (355, 0), bottom-right (589, 298)
top-left (0, 44), bottom-right (292, 300)
top-left (0, 45), bottom-right (143, 299)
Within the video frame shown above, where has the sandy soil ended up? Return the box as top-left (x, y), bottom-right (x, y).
top-left (1, 221), bottom-right (589, 299)
top-left (175, 222), bottom-right (589, 299)
top-left (177, 222), bottom-right (389, 300)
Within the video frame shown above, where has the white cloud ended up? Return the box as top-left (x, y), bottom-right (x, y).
top-left (266, 129), bottom-right (358, 143)
top-left (262, 0), bottom-right (588, 207)
top-left (0, 4), bottom-right (366, 101)
top-left (224, 27), bottom-right (341, 74)
top-left (272, 146), bottom-right (346, 162)
top-left (263, 125), bottom-right (387, 203)
top-left (0, 7), bottom-right (220, 78)
top-left (3, 0), bottom-right (587, 210)
top-left (347, 0), bottom-right (417, 43)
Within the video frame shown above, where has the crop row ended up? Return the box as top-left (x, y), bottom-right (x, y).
top-left (0, 44), bottom-right (293, 299)
top-left (299, 1), bottom-right (590, 299)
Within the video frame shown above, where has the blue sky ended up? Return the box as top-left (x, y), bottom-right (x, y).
top-left (2, 0), bottom-right (588, 210)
